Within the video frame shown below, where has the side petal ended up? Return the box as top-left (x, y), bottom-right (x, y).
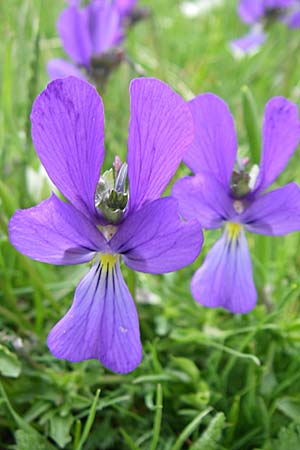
top-left (238, 0), bottom-right (264, 24)
top-left (172, 172), bottom-right (236, 229)
top-left (254, 97), bottom-right (300, 194)
top-left (191, 228), bottom-right (257, 313)
top-left (110, 197), bottom-right (203, 274)
top-left (47, 260), bottom-right (142, 373)
top-left (127, 78), bottom-right (194, 212)
top-left (31, 76), bottom-right (105, 221)
top-left (47, 59), bottom-right (86, 80)
top-left (8, 194), bottom-right (107, 265)
top-left (57, 5), bottom-right (92, 66)
top-left (242, 183), bottom-right (300, 235)
top-left (87, 0), bottom-right (124, 56)
top-left (230, 29), bottom-right (266, 55)
top-left (183, 93), bottom-right (237, 187)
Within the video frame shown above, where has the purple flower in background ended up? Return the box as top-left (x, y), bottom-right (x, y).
top-left (114, 0), bottom-right (150, 26)
top-left (231, 0), bottom-right (300, 54)
top-left (48, 0), bottom-right (124, 87)
top-left (9, 76), bottom-right (203, 373)
top-left (172, 93), bottom-right (300, 314)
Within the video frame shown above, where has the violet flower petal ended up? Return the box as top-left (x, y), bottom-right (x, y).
top-left (110, 197), bottom-right (203, 274)
top-left (58, 4), bottom-right (92, 67)
top-left (242, 183), bottom-right (300, 235)
top-left (230, 29), bottom-right (266, 54)
top-left (47, 261), bottom-right (142, 373)
top-left (114, 0), bottom-right (137, 17)
top-left (283, 9), bottom-right (300, 28)
top-left (31, 77), bottom-right (105, 221)
top-left (238, 0), bottom-right (265, 24)
top-left (254, 97), bottom-right (300, 194)
top-left (88, 0), bottom-right (124, 55)
top-left (8, 194), bottom-right (107, 265)
top-left (172, 172), bottom-right (236, 229)
top-left (127, 78), bottom-right (194, 212)
top-left (47, 59), bottom-right (86, 80)
top-left (191, 229), bottom-right (257, 313)
top-left (183, 94), bottom-right (237, 187)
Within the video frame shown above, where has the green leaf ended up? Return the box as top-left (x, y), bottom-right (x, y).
top-left (241, 85), bottom-right (261, 165)
top-left (0, 344), bottom-right (21, 378)
top-left (272, 423), bottom-right (300, 450)
top-left (49, 413), bottom-right (74, 448)
top-left (170, 407), bottom-right (213, 450)
top-left (190, 412), bottom-right (225, 450)
top-left (14, 429), bottom-right (47, 450)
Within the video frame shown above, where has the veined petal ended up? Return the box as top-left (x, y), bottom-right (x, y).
top-left (87, 0), bottom-right (123, 56)
top-left (254, 97), bottom-right (300, 194)
top-left (31, 77), bottom-right (105, 221)
top-left (58, 5), bottom-right (92, 66)
top-left (191, 226), bottom-right (257, 313)
top-left (127, 78), bottom-right (194, 212)
top-left (8, 194), bottom-right (107, 265)
top-left (242, 182), bottom-right (300, 235)
top-left (172, 172), bottom-right (236, 229)
top-left (47, 59), bottom-right (86, 80)
top-left (110, 197), bottom-right (203, 274)
top-left (47, 259), bottom-right (142, 373)
top-left (238, 0), bottom-right (264, 24)
top-left (183, 94), bottom-right (237, 187)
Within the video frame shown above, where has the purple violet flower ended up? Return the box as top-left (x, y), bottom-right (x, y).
top-left (172, 93), bottom-right (300, 314)
top-left (47, 0), bottom-right (124, 86)
top-left (8, 76), bottom-right (203, 373)
top-left (231, 0), bottom-right (300, 54)
top-left (114, 0), bottom-right (150, 26)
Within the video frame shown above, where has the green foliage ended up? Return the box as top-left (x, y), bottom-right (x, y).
top-left (2, 0), bottom-right (300, 449)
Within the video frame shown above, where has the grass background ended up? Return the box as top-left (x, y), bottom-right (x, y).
top-left (1, 0), bottom-right (300, 449)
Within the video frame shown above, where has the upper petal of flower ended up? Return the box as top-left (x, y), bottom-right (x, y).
top-left (58, 4), bottom-right (92, 66)
top-left (110, 197), bottom-right (203, 274)
top-left (230, 28), bottom-right (266, 55)
top-left (254, 97), bottom-right (300, 194)
top-left (191, 227), bottom-right (257, 313)
top-left (183, 94), bottom-right (237, 188)
top-left (114, 0), bottom-right (137, 16)
top-left (238, 0), bottom-right (265, 24)
top-left (242, 182), bottom-right (300, 235)
top-left (47, 260), bottom-right (142, 373)
top-left (127, 78), bottom-right (194, 212)
top-left (47, 59), bottom-right (86, 81)
top-left (31, 77), bottom-right (105, 222)
top-left (9, 194), bottom-right (107, 265)
top-left (87, 0), bottom-right (124, 56)
top-left (172, 172), bottom-right (236, 229)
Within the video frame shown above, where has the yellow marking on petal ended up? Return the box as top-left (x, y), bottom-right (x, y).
top-left (227, 223), bottom-right (242, 241)
top-left (100, 253), bottom-right (118, 271)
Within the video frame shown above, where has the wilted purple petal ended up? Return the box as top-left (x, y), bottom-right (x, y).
top-left (8, 194), bottom-right (107, 265)
top-left (238, 0), bottom-right (264, 24)
top-left (110, 197), bottom-right (203, 274)
top-left (242, 183), bottom-right (300, 235)
top-left (254, 97), bottom-right (300, 194)
top-left (58, 5), bottom-right (92, 66)
top-left (127, 78), bottom-right (194, 212)
top-left (87, 0), bottom-right (124, 56)
top-left (172, 172), bottom-right (236, 229)
top-left (191, 227), bottom-right (257, 313)
top-left (183, 94), bottom-right (237, 187)
top-left (31, 77), bottom-right (105, 221)
top-left (47, 260), bottom-right (142, 373)
top-left (230, 28), bottom-right (266, 54)
top-left (47, 59), bottom-right (86, 80)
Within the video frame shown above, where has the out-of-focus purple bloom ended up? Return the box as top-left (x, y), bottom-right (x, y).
top-left (9, 76), bottom-right (203, 373)
top-left (172, 93), bottom-right (300, 314)
top-left (232, 0), bottom-right (300, 54)
top-left (47, 0), bottom-right (124, 86)
top-left (114, 0), bottom-right (150, 27)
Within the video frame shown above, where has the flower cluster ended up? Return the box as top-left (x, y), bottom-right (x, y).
top-left (48, 0), bottom-right (148, 89)
top-left (231, 0), bottom-right (300, 54)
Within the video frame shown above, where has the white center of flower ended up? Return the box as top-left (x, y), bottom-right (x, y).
top-left (233, 200), bottom-right (245, 214)
top-left (99, 224), bottom-right (118, 240)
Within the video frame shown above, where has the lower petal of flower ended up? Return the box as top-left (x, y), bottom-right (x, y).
top-left (47, 257), bottom-right (142, 373)
top-left (191, 224), bottom-right (257, 313)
